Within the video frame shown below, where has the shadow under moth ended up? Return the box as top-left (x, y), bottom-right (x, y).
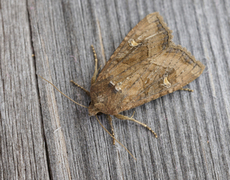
top-left (40, 12), bottom-right (205, 159)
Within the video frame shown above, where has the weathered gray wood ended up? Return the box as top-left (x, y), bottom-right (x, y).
top-left (0, 1), bottom-right (50, 179)
top-left (1, 0), bottom-right (230, 179)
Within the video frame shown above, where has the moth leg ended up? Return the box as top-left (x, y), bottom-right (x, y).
top-left (114, 114), bottom-right (158, 138)
top-left (180, 88), bottom-right (193, 92)
top-left (70, 45), bottom-right (100, 96)
top-left (91, 45), bottom-right (100, 84)
top-left (107, 115), bottom-right (115, 145)
top-left (70, 80), bottom-right (90, 96)
top-left (130, 111), bottom-right (135, 118)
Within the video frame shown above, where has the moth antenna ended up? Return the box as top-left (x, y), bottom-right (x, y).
top-left (38, 75), bottom-right (88, 109)
top-left (95, 115), bottom-right (136, 160)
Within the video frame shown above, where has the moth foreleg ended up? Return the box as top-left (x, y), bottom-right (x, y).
top-left (91, 45), bottom-right (100, 84)
top-left (107, 115), bottom-right (115, 145)
top-left (114, 114), bottom-right (158, 138)
top-left (179, 88), bottom-right (193, 92)
top-left (70, 80), bottom-right (90, 96)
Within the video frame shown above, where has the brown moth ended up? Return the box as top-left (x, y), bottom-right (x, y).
top-left (41, 12), bottom-right (205, 153)
top-left (84, 12), bottom-right (204, 137)
top-left (88, 12), bottom-right (205, 115)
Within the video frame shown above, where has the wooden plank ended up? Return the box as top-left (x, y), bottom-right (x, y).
top-left (0, 1), bottom-right (50, 179)
top-left (1, 0), bottom-right (230, 179)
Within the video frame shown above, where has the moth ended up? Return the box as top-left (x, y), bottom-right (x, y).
top-left (40, 12), bottom-right (205, 157)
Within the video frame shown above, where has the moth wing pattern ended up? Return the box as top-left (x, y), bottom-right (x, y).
top-left (90, 12), bottom-right (205, 115)
top-left (97, 12), bottom-right (173, 81)
top-left (122, 42), bottom-right (205, 111)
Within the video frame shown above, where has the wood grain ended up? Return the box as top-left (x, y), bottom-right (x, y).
top-left (1, 0), bottom-right (230, 179)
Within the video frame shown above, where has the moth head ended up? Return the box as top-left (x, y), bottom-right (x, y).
top-left (88, 102), bottom-right (107, 116)
top-left (88, 103), bottom-right (99, 116)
